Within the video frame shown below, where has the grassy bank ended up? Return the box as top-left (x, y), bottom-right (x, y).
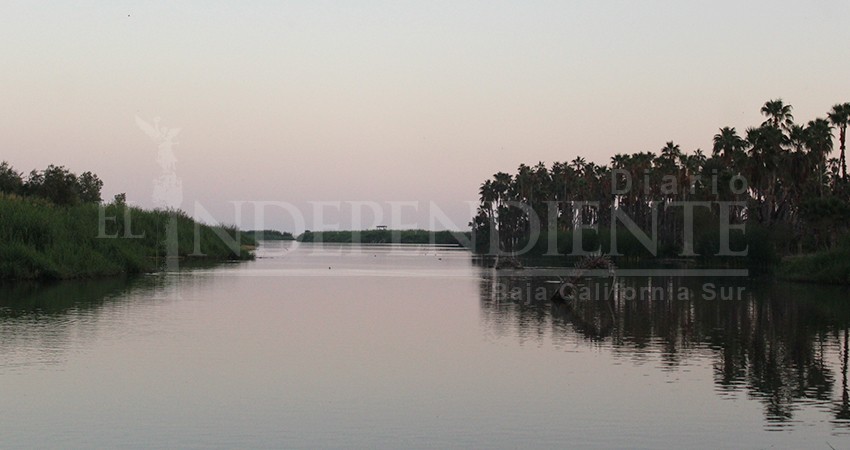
top-left (297, 229), bottom-right (471, 246)
top-left (0, 194), bottom-right (255, 280)
top-left (777, 240), bottom-right (850, 285)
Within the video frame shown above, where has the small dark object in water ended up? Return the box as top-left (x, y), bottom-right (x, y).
top-left (551, 255), bottom-right (615, 303)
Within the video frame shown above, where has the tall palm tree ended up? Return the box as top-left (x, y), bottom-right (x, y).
top-left (570, 156), bottom-right (587, 176)
top-left (713, 127), bottom-right (747, 165)
top-left (492, 172), bottom-right (512, 204)
top-left (479, 180), bottom-right (497, 217)
top-left (610, 153), bottom-right (629, 170)
top-left (828, 103), bottom-right (850, 180)
top-left (804, 118), bottom-right (834, 196)
top-left (515, 163), bottom-right (533, 204)
top-left (805, 119), bottom-right (834, 164)
top-left (761, 99), bottom-right (794, 132)
top-left (788, 124), bottom-right (807, 153)
top-left (660, 141), bottom-right (683, 163)
top-left (746, 125), bottom-right (788, 223)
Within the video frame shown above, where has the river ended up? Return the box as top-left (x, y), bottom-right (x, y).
top-left (1, 242), bottom-right (849, 448)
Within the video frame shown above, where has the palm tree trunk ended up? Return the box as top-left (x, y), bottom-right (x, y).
top-left (841, 126), bottom-right (847, 180)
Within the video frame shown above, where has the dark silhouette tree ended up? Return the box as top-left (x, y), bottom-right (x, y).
top-left (0, 161), bottom-right (23, 195)
top-left (828, 103), bottom-right (850, 181)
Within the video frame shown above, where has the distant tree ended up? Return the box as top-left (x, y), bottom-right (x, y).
top-left (0, 161), bottom-right (23, 195)
top-left (21, 165), bottom-right (104, 205)
top-left (26, 165), bottom-right (79, 206)
top-left (77, 171), bottom-right (103, 203)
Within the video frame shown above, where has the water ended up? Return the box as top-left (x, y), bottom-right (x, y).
top-left (1, 242), bottom-right (849, 449)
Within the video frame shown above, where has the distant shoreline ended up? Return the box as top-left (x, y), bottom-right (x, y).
top-left (244, 229), bottom-right (295, 241)
top-left (296, 229), bottom-right (471, 246)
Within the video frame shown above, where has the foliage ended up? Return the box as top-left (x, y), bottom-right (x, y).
top-left (471, 99), bottom-right (850, 269)
top-left (0, 194), bottom-right (255, 280)
top-left (778, 236), bottom-right (850, 284)
top-left (0, 162), bottom-right (23, 195)
top-left (0, 162), bottom-right (104, 206)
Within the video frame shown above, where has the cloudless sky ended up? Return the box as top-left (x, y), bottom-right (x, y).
top-left (2, 0), bottom-right (849, 230)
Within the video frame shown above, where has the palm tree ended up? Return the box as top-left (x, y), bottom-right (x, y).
top-left (746, 125), bottom-right (788, 223)
top-left (805, 119), bottom-right (834, 164)
top-left (660, 141), bottom-right (682, 163)
top-left (469, 97), bottom-right (850, 257)
top-left (713, 127), bottom-right (747, 165)
top-left (570, 156), bottom-right (587, 176)
top-left (828, 103), bottom-right (850, 180)
top-left (492, 172), bottom-right (512, 205)
top-left (479, 180), bottom-right (497, 217)
top-left (804, 118), bottom-right (834, 196)
top-left (788, 124), bottom-right (807, 153)
top-left (761, 99), bottom-right (794, 132)
top-left (515, 163), bottom-right (533, 204)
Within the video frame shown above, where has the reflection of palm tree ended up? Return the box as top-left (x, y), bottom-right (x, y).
top-left (835, 328), bottom-right (850, 421)
top-left (550, 256), bottom-right (617, 339)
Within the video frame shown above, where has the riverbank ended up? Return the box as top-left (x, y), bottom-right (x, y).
top-left (777, 244), bottom-right (850, 285)
top-left (0, 195), bottom-right (255, 280)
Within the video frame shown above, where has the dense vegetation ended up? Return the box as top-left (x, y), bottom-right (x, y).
top-left (777, 236), bottom-right (850, 284)
top-left (0, 162), bottom-right (104, 206)
top-left (244, 229), bottom-right (295, 240)
top-left (298, 229), bottom-right (471, 246)
top-left (471, 100), bottom-right (850, 274)
top-left (0, 163), bottom-right (254, 280)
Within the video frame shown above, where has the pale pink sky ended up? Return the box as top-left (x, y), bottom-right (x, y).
top-left (2, 0), bottom-right (849, 231)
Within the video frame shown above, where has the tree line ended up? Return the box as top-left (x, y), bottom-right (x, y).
top-left (471, 100), bottom-right (850, 261)
top-left (0, 162), bottom-right (103, 206)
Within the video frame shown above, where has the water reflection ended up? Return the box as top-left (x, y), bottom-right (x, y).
top-left (1, 277), bottom-right (140, 316)
top-left (478, 271), bottom-right (850, 430)
top-left (0, 275), bottom-right (170, 371)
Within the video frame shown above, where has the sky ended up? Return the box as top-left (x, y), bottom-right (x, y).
top-left (2, 0), bottom-right (849, 231)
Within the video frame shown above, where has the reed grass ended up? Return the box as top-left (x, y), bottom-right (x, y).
top-left (0, 194), bottom-right (255, 280)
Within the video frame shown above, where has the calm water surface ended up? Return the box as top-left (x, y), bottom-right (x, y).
top-left (2, 242), bottom-right (850, 449)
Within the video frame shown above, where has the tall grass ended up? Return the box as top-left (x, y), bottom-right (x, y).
top-left (0, 194), bottom-right (255, 280)
top-left (778, 237), bottom-right (850, 284)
